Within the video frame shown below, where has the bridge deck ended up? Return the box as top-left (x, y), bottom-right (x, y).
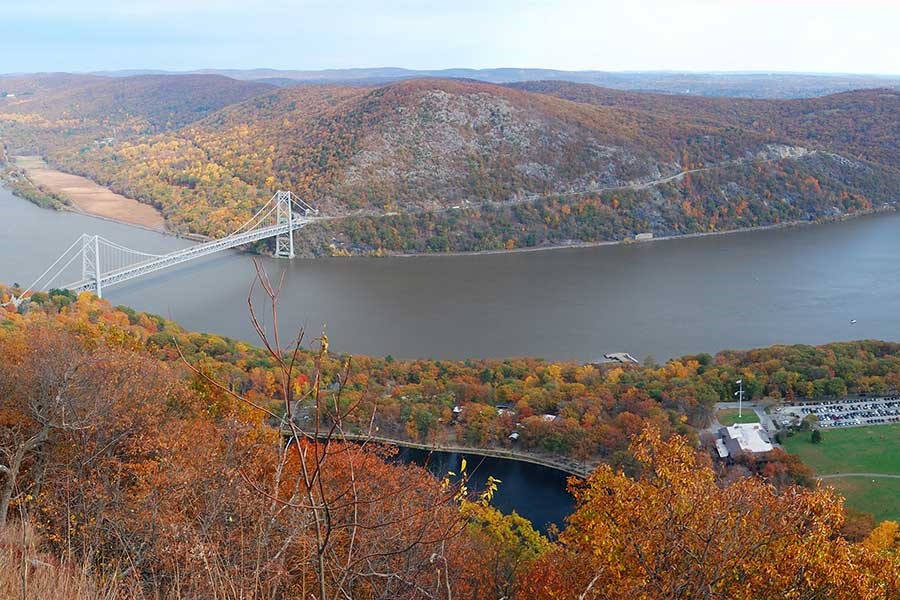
top-left (65, 215), bottom-right (314, 293)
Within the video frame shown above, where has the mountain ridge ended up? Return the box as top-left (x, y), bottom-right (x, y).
top-left (1, 75), bottom-right (898, 253)
top-left (77, 67), bottom-right (900, 99)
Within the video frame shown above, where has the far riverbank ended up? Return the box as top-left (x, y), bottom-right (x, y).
top-left (380, 204), bottom-right (898, 259)
top-left (12, 155), bottom-right (168, 231)
top-left (3, 156), bottom-right (895, 260)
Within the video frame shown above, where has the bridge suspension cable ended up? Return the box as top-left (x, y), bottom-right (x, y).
top-left (18, 234), bottom-right (87, 299)
top-left (229, 197), bottom-right (280, 236)
top-left (10, 190), bottom-right (318, 302)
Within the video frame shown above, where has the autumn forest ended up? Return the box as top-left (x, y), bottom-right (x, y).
top-left (2, 64), bottom-right (900, 599)
top-left (2, 279), bottom-right (900, 598)
top-left (1, 75), bottom-right (898, 254)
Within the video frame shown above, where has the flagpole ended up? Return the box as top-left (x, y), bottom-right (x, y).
top-left (735, 378), bottom-right (744, 418)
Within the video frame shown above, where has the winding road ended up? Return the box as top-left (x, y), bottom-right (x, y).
top-left (377, 148), bottom-right (819, 219)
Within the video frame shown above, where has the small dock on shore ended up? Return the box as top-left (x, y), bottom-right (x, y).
top-left (596, 352), bottom-right (640, 365)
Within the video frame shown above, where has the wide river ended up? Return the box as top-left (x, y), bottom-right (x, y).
top-left (2, 187), bottom-right (900, 362)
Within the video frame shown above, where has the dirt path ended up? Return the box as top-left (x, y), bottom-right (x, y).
top-left (817, 473), bottom-right (900, 480)
top-left (14, 156), bottom-right (166, 231)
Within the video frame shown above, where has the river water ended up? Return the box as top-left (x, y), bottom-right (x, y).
top-left (3, 186), bottom-right (900, 363)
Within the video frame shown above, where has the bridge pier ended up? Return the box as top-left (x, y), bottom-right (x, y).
top-left (29, 190), bottom-right (316, 298)
top-left (81, 234), bottom-right (102, 298)
top-left (274, 190), bottom-right (295, 259)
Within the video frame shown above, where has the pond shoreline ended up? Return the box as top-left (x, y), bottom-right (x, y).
top-left (297, 430), bottom-right (594, 477)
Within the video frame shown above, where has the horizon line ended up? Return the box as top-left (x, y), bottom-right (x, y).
top-left (3, 67), bottom-right (900, 79)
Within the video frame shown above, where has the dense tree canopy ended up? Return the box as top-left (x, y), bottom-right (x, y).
top-left (519, 427), bottom-right (900, 599)
top-left (2, 284), bottom-right (900, 598)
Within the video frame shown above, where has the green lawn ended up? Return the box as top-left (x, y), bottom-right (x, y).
top-left (716, 408), bottom-right (759, 426)
top-left (823, 476), bottom-right (900, 523)
top-left (782, 424), bottom-right (900, 474)
top-left (783, 424), bottom-right (900, 522)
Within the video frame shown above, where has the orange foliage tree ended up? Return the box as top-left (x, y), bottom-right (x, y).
top-left (519, 427), bottom-right (900, 599)
top-left (177, 264), bottom-right (473, 599)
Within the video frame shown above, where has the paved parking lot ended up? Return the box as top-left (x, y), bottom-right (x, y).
top-left (775, 396), bottom-right (900, 429)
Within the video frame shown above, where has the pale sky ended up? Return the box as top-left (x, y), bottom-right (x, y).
top-left (1, 0), bottom-right (897, 75)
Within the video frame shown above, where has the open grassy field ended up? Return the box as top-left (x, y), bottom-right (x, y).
top-left (716, 408), bottom-right (759, 426)
top-left (782, 424), bottom-right (900, 474)
top-left (823, 476), bottom-right (900, 523)
top-left (783, 424), bottom-right (900, 522)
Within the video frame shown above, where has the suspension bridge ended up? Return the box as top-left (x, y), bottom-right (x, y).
top-left (8, 191), bottom-right (317, 304)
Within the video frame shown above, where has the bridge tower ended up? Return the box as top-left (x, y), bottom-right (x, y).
top-left (274, 190), bottom-right (295, 259)
top-left (81, 234), bottom-right (102, 298)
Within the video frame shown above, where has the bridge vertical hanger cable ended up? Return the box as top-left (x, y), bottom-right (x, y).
top-left (22, 190), bottom-right (316, 298)
top-left (230, 192), bottom-right (282, 235)
top-left (97, 236), bottom-right (164, 260)
top-left (19, 234), bottom-right (89, 298)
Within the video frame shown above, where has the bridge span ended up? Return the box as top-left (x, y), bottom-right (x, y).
top-left (14, 190), bottom-right (318, 301)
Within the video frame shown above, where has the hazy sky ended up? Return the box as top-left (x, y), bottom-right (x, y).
top-left (2, 0), bottom-right (898, 75)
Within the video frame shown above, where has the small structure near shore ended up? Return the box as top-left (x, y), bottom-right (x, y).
top-left (597, 352), bottom-right (640, 365)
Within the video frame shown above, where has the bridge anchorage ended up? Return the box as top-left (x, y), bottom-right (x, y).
top-left (11, 190), bottom-right (317, 303)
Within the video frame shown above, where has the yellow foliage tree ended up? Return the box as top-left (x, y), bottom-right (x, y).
top-left (519, 427), bottom-right (900, 599)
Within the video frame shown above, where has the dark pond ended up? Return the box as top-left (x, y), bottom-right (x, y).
top-left (394, 447), bottom-right (575, 532)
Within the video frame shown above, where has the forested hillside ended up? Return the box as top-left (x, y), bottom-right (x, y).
top-left (4, 282), bottom-right (900, 476)
top-left (511, 82), bottom-right (900, 167)
top-left (3, 283), bottom-right (900, 598)
top-left (0, 74), bottom-right (273, 153)
top-left (1, 76), bottom-right (898, 252)
top-left (0, 73), bottom-right (274, 130)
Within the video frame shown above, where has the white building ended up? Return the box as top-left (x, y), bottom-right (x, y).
top-left (718, 423), bottom-right (774, 459)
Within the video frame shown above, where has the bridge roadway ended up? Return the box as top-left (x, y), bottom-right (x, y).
top-left (65, 214), bottom-right (315, 294)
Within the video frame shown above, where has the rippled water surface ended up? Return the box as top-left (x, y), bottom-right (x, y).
top-left (3, 187), bottom-right (899, 363)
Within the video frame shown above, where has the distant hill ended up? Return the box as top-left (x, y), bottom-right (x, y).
top-left (509, 81), bottom-right (900, 167)
top-left (2, 76), bottom-right (892, 253)
top-left (0, 73), bottom-right (104, 96)
top-left (0, 74), bottom-right (275, 135)
top-left (87, 68), bottom-right (900, 99)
